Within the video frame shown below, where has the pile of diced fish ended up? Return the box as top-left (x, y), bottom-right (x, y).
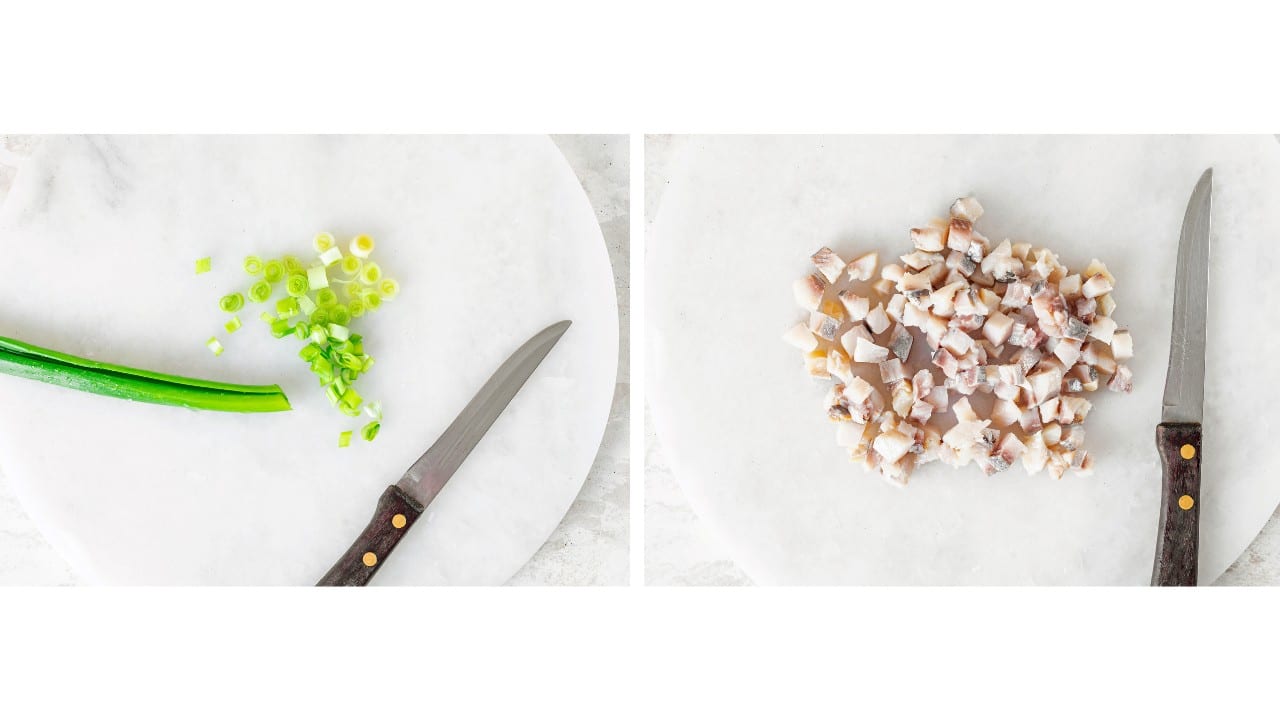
top-left (783, 197), bottom-right (1133, 486)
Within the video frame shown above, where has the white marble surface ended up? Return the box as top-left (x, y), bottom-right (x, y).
top-left (644, 134), bottom-right (1280, 586)
top-left (0, 134), bottom-right (629, 586)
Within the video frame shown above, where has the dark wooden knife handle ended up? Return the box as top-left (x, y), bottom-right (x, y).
top-left (317, 485), bottom-right (424, 586)
top-left (1151, 422), bottom-right (1202, 587)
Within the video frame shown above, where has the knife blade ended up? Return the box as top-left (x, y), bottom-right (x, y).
top-left (1151, 168), bottom-right (1211, 587)
top-left (316, 319), bottom-right (572, 586)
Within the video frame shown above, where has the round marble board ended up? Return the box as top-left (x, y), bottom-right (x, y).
top-left (649, 135), bottom-right (1280, 584)
top-left (0, 135), bottom-right (617, 585)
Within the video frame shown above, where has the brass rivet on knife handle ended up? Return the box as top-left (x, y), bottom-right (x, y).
top-left (1180, 444), bottom-right (1196, 460)
top-left (315, 485), bottom-right (425, 586)
top-left (1178, 495), bottom-right (1195, 511)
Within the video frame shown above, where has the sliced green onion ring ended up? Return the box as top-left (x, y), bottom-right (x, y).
top-left (195, 257), bottom-right (212, 274)
top-left (349, 234), bottom-right (375, 258)
top-left (248, 280), bottom-right (272, 303)
top-left (378, 278), bottom-right (399, 300)
top-left (263, 260), bottom-right (286, 284)
top-left (330, 305), bottom-right (352, 326)
top-left (283, 256), bottom-right (304, 273)
top-left (360, 262), bottom-right (382, 285)
top-left (225, 316), bottom-right (242, 333)
top-left (339, 255), bottom-right (362, 277)
top-left (316, 288), bottom-right (338, 307)
top-left (313, 232), bottom-right (336, 253)
top-left (338, 430), bottom-right (352, 448)
top-left (286, 273), bottom-right (309, 298)
top-left (243, 256), bottom-right (264, 275)
top-left (361, 421), bottom-right (381, 442)
top-left (207, 337), bottom-right (224, 356)
top-left (219, 293), bottom-right (244, 313)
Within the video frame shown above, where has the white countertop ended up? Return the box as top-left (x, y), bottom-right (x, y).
top-left (643, 134), bottom-right (1280, 586)
top-left (0, 134), bottom-right (630, 586)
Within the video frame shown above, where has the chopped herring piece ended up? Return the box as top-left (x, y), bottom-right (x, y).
top-left (952, 396), bottom-right (979, 423)
top-left (827, 349), bottom-right (854, 384)
top-left (838, 290), bottom-right (870, 321)
top-left (1022, 432), bottom-right (1049, 473)
top-left (881, 263), bottom-right (905, 284)
top-left (846, 252), bottom-right (879, 282)
top-left (1042, 422), bottom-right (1063, 447)
top-left (947, 218), bottom-right (973, 253)
top-left (836, 421), bottom-right (868, 448)
top-left (1111, 330), bottom-right (1133, 360)
top-left (1081, 273), bottom-right (1114, 299)
top-left (840, 324), bottom-right (873, 357)
top-left (939, 327), bottom-right (975, 356)
top-left (794, 273), bottom-right (828, 311)
top-left (844, 376), bottom-right (874, 403)
top-left (982, 311), bottom-right (1014, 346)
top-left (1052, 338), bottom-right (1082, 368)
top-left (810, 247), bottom-right (847, 282)
top-left (1096, 294), bottom-right (1116, 318)
top-left (900, 250), bottom-right (939, 270)
top-left (887, 324), bottom-right (913, 362)
top-left (1058, 274), bottom-right (1082, 298)
top-left (1107, 365), bottom-right (1133, 393)
top-left (782, 323), bottom-right (819, 352)
top-left (1075, 297), bottom-right (1097, 323)
top-left (1028, 366), bottom-right (1064, 405)
top-left (932, 347), bottom-right (960, 378)
top-left (910, 225), bottom-right (947, 252)
top-left (1000, 281), bottom-right (1032, 309)
top-left (991, 397), bottom-right (1021, 427)
top-left (1088, 315), bottom-right (1117, 343)
top-left (949, 196), bottom-right (984, 222)
top-left (808, 311), bottom-right (842, 341)
top-left (865, 303), bottom-right (891, 335)
top-left (1084, 259), bottom-right (1115, 285)
top-left (879, 358), bottom-right (907, 385)
top-left (885, 294), bottom-right (907, 323)
top-left (852, 337), bottom-right (890, 364)
top-left (804, 350), bottom-right (829, 379)
top-left (828, 405), bottom-right (853, 422)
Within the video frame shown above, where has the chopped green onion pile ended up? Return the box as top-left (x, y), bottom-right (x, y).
top-left (0, 335), bottom-right (289, 412)
top-left (200, 233), bottom-right (400, 447)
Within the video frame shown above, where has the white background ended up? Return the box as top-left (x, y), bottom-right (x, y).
top-left (4, 1), bottom-right (1280, 718)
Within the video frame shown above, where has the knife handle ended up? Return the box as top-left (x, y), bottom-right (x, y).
top-left (316, 485), bottom-right (424, 586)
top-left (1151, 422), bottom-right (1202, 587)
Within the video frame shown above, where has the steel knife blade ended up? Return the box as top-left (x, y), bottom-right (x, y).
top-left (1152, 169), bottom-right (1211, 586)
top-left (316, 319), bottom-right (571, 586)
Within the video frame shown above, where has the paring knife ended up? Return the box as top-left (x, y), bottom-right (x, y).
top-left (1152, 169), bottom-right (1212, 587)
top-left (317, 320), bottom-right (572, 586)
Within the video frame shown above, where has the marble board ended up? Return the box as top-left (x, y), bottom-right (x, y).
top-left (0, 135), bottom-right (618, 585)
top-left (648, 135), bottom-right (1280, 584)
